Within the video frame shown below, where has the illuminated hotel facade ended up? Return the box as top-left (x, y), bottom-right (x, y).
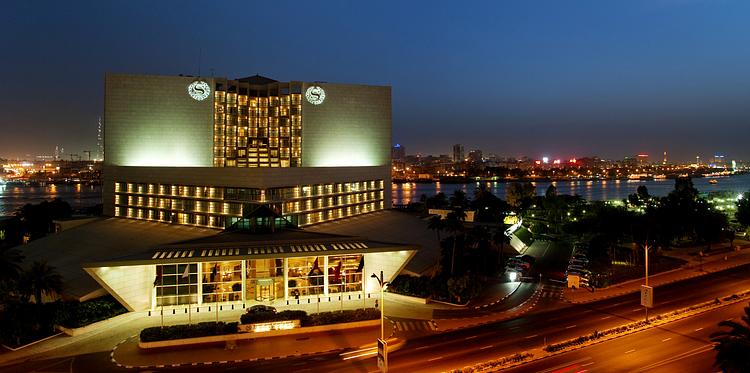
top-left (103, 73), bottom-right (392, 228)
top-left (72, 73), bottom-right (415, 312)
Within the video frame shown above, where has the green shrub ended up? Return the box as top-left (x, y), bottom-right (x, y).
top-left (140, 321), bottom-right (238, 342)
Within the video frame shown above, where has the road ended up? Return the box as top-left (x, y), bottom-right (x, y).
top-left (5, 262), bottom-right (736, 373)
top-left (503, 299), bottom-right (745, 373)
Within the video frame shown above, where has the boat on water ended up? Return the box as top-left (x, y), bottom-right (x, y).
top-left (709, 179), bottom-right (718, 184)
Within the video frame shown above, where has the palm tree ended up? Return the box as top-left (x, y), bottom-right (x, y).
top-left (446, 209), bottom-right (466, 276)
top-left (427, 215), bottom-right (446, 242)
top-left (22, 261), bottom-right (63, 304)
top-left (710, 303), bottom-right (750, 373)
top-left (0, 247), bottom-right (24, 283)
top-left (427, 215), bottom-right (447, 275)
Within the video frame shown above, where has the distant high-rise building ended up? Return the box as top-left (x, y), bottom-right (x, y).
top-left (452, 144), bottom-right (464, 163)
top-left (467, 149), bottom-right (483, 164)
top-left (391, 144), bottom-right (405, 161)
top-left (662, 151), bottom-right (667, 165)
top-left (97, 116), bottom-right (104, 161)
top-left (636, 154), bottom-right (648, 165)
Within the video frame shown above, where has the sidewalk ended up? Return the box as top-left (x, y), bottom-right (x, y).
top-left (564, 245), bottom-right (750, 304)
top-left (112, 322), bottom-right (394, 369)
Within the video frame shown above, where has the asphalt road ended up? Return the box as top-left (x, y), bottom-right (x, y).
top-left (32, 261), bottom-right (740, 373)
top-left (503, 298), bottom-right (746, 373)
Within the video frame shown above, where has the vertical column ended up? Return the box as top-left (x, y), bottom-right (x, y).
top-left (197, 263), bottom-right (203, 306)
top-left (151, 265), bottom-right (157, 311)
top-left (284, 258), bottom-right (289, 302)
top-left (241, 260), bottom-right (247, 303)
top-left (323, 256), bottom-right (329, 296)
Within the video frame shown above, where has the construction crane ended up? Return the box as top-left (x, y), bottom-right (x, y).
top-left (69, 154), bottom-right (81, 161)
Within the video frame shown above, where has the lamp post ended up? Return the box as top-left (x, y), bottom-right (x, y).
top-left (371, 271), bottom-right (389, 372)
top-left (371, 271), bottom-right (389, 340)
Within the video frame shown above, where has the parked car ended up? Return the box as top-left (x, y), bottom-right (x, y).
top-left (518, 254), bottom-right (536, 264)
top-left (247, 305), bottom-right (276, 314)
top-left (507, 258), bottom-right (531, 269)
top-left (569, 258), bottom-right (589, 267)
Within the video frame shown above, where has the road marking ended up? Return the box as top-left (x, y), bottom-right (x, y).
top-left (509, 326), bottom-right (521, 330)
top-left (537, 357), bottom-right (593, 373)
top-left (632, 308), bottom-right (643, 312)
top-left (631, 345), bottom-right (713, 372)
top-left (695, 328), bottom-right (703, 332)
top-left (611, 301), bottom-right (626, 306)
top-left (661, 338), bottom-right (672, 342)
top-left (565, 325), bottom-right (577, 329)
top-left (464, 335), bottom-right (478, 340)
top-left (625, 349), bottom-right (636, 354)
top-left (725, 318), bottom-right (734, 321)
top-left (524, 334), bottom-right (539, 339)
top-left (415, 345), bottom-right (429, 350)
top-left (581, 362), bottom-right (595, 367)
top-left (600, 316), bottom-right (612, 320)
top-left (428, 356), bottom-right (443, 362)
top-left (480, 345), bottom-right (494, 350)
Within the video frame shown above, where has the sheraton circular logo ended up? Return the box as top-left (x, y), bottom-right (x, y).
top-left (187, 80), bottom-right (211, 101)
top-left (305, 85), bottom-right (326, 105)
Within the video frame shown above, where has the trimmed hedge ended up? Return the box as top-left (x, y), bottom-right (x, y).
top-left (239, 308), bottom-right (379, 327)
top-left (140, 321), bottom-right (238, 342)
top-left (303, 308), bottom-right (379, 326)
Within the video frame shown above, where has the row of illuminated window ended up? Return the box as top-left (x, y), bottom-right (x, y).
top-left (115, 208), bottom-right (227, 228)
top-left (115, 181), bottom-right (382, 202)
top-left (216, 106), bottom-right (302, 117)
top-left (214, 116), bottom-right (302, 127)
top-left (115, 183), bottom-right (224, 198)
top-left (155, 254), bottom-right (363, 306)
top-left (115, 199), bottom-right (382, 230)
top-left (299, 202), bottom-right (383, 226)
top-left (282, 192), bottom-right (384, 214)
top-left (114, 196), bottom-right (243, 214)
top-left (214, 92), bottom-right (302, 107)
top-left (116, 191), bottom-right (382, 215)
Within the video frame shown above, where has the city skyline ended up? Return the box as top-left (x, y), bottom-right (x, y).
top-left (4, 1), bottom-right (750, 161)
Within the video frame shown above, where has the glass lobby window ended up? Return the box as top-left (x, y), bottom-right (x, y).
top-left (202, 261), bottom-right (242, 303)
top-left (155, 263), bottom-right (198, 306)
top-left (246, 259), bottom-right (284, 301)
top-left (327, 254), bottom-right (364, 293)
top-left (287, 256), bottom-right (325, 297)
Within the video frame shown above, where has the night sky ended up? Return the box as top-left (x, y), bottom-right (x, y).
top-left (2, 0), bottom-right (750, 162)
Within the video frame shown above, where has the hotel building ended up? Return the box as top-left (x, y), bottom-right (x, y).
top-left (33, 73), bottom-right (417, 312)
top-left (104, 73), bottom-right (392, 229)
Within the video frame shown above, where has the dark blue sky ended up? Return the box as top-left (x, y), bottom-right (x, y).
top-left (2, 0), bottom-right (750, 162)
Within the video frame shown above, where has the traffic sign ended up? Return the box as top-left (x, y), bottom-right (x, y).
top-left (641, 285), bottom-right (653, 308)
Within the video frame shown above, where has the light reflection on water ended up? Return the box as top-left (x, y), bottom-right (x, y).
top-left (0, 184), bottom-right (101, 215)
top-left (392, 174), bottom-right (750, 205)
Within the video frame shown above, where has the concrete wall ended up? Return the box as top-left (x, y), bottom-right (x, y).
top-left (86, 265), bottom-right (155, 311)
top-left (301, 83), bottom-right (391, 168)
top-left (364, 250), bottom-right (416, 294)
top-left (104, 74), bottom-right (214, 167)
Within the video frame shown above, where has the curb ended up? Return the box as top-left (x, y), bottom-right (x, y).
top-left (564, 260), bottom-right (748, 304)
top-left (112, 320), bottom-right (397, 369)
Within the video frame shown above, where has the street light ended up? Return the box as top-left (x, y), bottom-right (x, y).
top-left (371, 271), bottom-right (389, 340)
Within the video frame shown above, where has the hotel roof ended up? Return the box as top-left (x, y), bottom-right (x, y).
top-left (21, 217), bottom-right (415, 300)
